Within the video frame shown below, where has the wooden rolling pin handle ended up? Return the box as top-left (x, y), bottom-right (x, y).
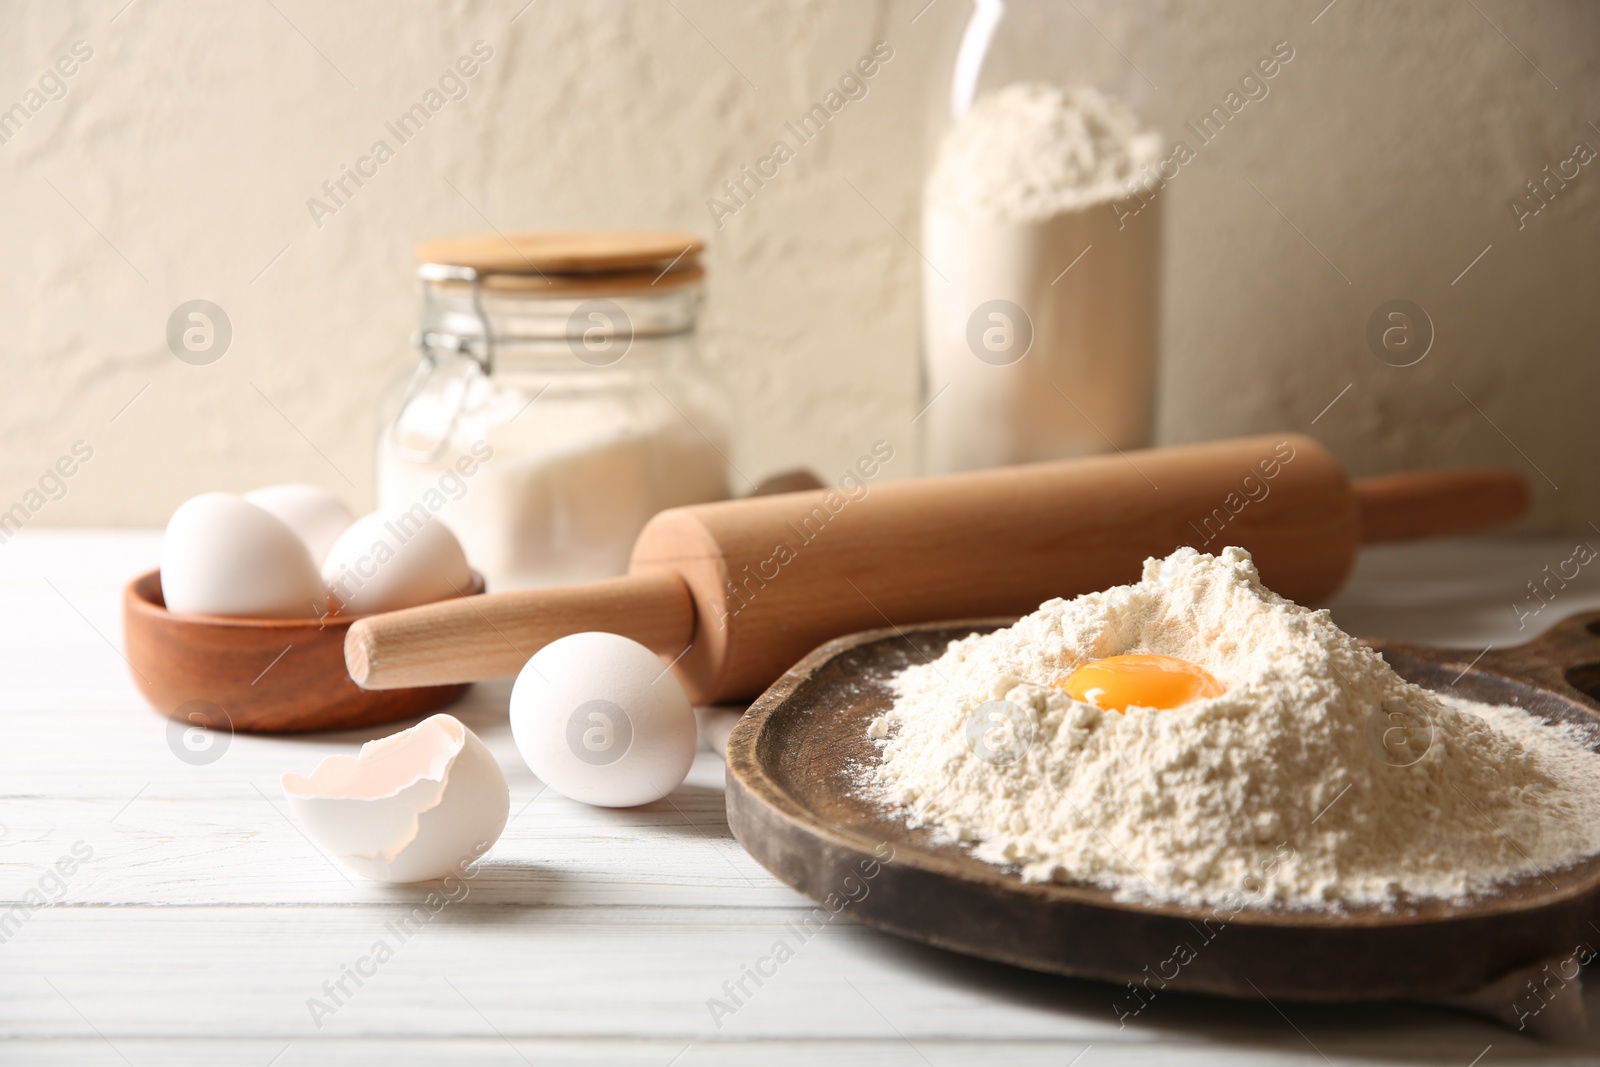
top-left (346, 571), bottom-right (695, 691)
top-left (1353, 468), bottom-right (1530, 544)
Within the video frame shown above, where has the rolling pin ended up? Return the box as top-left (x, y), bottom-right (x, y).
top-left (346, 434), bottom-right (1529, 703)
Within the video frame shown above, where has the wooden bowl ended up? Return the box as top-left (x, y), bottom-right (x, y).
top-left (123, 569), bottom-right (485, 734)
top-left (726, 614), bottom-right (1600, 1001)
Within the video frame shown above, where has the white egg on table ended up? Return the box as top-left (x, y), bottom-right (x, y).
top-left (322, 509), bottom-right (472, 616)
top-left (282, 714), bottom-right (510, 883)
top-left (243, 484), bottom-right (355, 565)
top-left (160, 492), bottom-right (325, 619)
top-left (509, 631), bottom-right (697, 808)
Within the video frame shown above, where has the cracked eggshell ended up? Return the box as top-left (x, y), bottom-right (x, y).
top-left (281, 714), bottom-right (509, 883)
top-left (321, 510), bottom-right (472, 616)
top-left (160, 492), bottom-right (325, 619)
top-left (244, 484), bottom-right (356, 565)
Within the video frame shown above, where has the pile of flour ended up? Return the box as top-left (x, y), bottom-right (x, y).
top-left (926, 83), bottom-right (1161, 223)
top-left (869, 547), bottom-right (1600, 909)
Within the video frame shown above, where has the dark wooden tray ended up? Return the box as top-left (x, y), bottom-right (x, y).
top-left (725, 611), bottom-right (1600, 1001)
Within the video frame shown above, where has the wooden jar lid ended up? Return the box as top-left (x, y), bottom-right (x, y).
top-left (472, 264), bottom-right (705, 297)
top-left (416, 230), bottom-right (702, 276)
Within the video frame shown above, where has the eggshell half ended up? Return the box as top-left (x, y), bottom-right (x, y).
top-left (281, 714), bottom-right (509, 883)
top-left (160, 492), bottom-right (325, 619)
top-left (244, 484), bottom-right (355, 565)
top-left (322, 509), bottom-right (473, 616)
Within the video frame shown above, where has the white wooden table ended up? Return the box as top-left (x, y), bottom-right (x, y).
top-left (2, 530), bottom-right (1597, 1065)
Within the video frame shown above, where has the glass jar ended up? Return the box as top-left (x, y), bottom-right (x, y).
top-left (919, 0), bottom-right (1162, 476)
top-left (377, 232), bottom-right (731, 591)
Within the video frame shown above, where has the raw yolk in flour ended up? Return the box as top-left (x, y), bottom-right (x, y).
top-left (1055, 654), bottom-right (1224, 713)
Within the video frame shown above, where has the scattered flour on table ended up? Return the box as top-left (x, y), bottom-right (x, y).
top-left (868, 547), bottom-right (1600, 909)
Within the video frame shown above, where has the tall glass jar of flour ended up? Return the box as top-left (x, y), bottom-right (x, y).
top-left (378, 231), bottom-right (730, 590)
top-left (920, 0), bottom-right (1163, 475)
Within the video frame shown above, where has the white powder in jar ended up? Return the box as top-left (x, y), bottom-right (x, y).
top-left (379, 376), bottom-right (727, 590)
top-left (869, 547), bottom-right (1600, 909)
top-left (921, 83), bottom-right (1162, 475)
top-left (927, 83), bottom-right (1161, 222)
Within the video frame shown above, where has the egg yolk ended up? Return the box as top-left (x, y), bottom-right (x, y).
top-left (1054, 654), bottom-right (1224, 713)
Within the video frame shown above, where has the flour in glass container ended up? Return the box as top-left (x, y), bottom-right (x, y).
top-left (921, 83), bottom-right (1163, 474)
top-left (869, 547), bottom-right (1600, 910)
top-left (378, 367), bottom-right (727, 591)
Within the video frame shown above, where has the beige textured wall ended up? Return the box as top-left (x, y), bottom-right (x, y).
top-left (2, 0), bottom-right (1595, 529)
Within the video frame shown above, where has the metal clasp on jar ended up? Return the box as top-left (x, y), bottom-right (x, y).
top-left (388, 264), bottom-right (494, 464)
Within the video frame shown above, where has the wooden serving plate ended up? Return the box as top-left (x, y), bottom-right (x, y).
top-left (726, 612), bottom-right (1600, 1002)
top-left (123, 569), bottom-right (483, 734)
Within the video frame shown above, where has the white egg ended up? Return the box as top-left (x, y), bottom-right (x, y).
top-left (243, 484), bottom-right (355, 565)
top-left (282, 714), bottom-right (510, 883)
top-left (160, 492), bottom-right (325, 619)
top-left (322, 509), bottom-right (472, 616)
top-left (509, 631), bottom-right (696, 808)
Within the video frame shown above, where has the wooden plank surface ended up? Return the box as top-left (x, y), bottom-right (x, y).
top-left (1, 530), bottom-right (1597, 1064)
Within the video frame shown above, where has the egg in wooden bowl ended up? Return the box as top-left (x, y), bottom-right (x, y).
top-left (124, 489), bottom-right (484, 734)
